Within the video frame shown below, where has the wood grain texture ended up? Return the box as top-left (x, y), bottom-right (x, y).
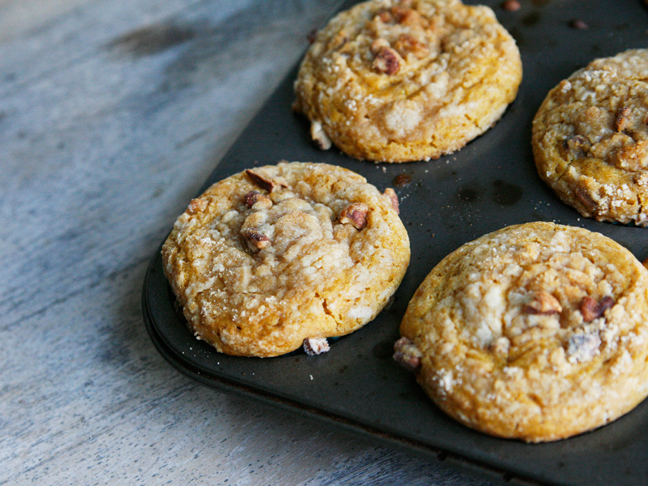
top-left (0, 0), bottom-right (496, 484)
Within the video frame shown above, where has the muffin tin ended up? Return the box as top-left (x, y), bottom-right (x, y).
top-left (142, 1), bottom-right (648, 484)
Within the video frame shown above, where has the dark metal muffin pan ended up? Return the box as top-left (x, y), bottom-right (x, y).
top-left (142, 1), bottom-right (648, 484)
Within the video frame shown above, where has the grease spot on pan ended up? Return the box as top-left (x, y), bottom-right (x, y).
top-left (457, 186), bottom-right (481, 203)
top-left (493, 180), bottom-right (523, 206)
top-left (522, 11), bottom-right (541, 27)
top-left (372, 340), bottom-right (394, 360)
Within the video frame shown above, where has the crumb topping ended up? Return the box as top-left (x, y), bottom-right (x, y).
top-left (163, 162), bottom-right (410, 357)
top-left (533, 49), bottom-right (648, 225)
top-left (303, 337), bottom-right (331, 356)
top-left (401, 222), bottom-right (648, 442)
top-left (294, 0), bottom-right (522, 162)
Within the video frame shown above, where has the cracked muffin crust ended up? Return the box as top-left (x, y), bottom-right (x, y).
top-left (533, 49), bottom-right (648, 226)
top-left (162, 161), bottom-right (410, 357)
top-left (293, 0), bottom-right (522, 162)
top-left (399, 222), bottom-right (648, 442)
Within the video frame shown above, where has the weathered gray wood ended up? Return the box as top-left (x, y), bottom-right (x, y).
top-left (0, 1), bottom-right (495, 484)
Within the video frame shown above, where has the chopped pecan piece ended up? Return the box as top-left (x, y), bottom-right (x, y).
top-left (566, 333), bottom-right (601, 363)
top-left (328, 30), bottom-right (349, 51)
top-left (383, 187), bottom-right (399, 214)
top-left (573, 186), bottom-right (598, 214)
top-left (394, 34), bottom-right (428, 59)
top-left (580, 296), bottom-right (614, 322)
top-left (560, 134), bottom-right (590, 159)
top-left (338, 202), bottom-right (369, 230)
top-left (390, 5), bottom-right (410, 22)
top-left (186, 198), bottom-right (207, 215)
top-left (393, 337), bottom-right (422, 372)
top-left (373, 46), bottom-right (401, 75)
top-left (569, 19), bottom-right (588, 30)
top-left (376, 9), bottom-right (393, 23)
top-left (559, 80), bottom-right (572, 92)
top-left (310, 120), bottom-right (332, 150)
top-left (303, 337), bottom-right (330, 356)
top-left (241, 228), bottom-right (270, 250)
top-left (616, 107), bottom-right (631, 132)
top-left (377, 5), bottom-right (412, 23)
top-left (244, 190), bottom-right (272, 209)
top-left (502, 0), bottom-right (521, 11)
top-left (524, 291), bottom-right (562, 315)
top-left (390, 4), bottom-right (419, 25)
top-left (245, 169), bottom-right (287, 193)
top-left (567, 134), bottom-right (589, 149)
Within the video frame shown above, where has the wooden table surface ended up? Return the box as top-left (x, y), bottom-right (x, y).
top-left (0, 1), bottom-right (497, 483)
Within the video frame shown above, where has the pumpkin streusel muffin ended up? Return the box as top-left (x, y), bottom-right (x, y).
top-left (162, 161), bottom-right (410, 357)
top-left (396, 222), bottom-right (648, 442)
top-left (533, 49), bottom-right (648, 226)
top-left (293, 0), bottom-right (522, 162)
